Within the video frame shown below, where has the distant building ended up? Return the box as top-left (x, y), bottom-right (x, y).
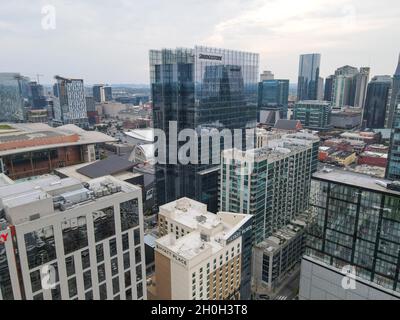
top-left (0, 174), bottom-right (146, 300)
top-left (297, 54), bottom-right (321, 101)
top-left (363, 75), bottom-right (392, 128)
top-left (387, 53), bottom-right (400, 128)
top-left (260, 70), bottom-right (274, 81)
top-left (258, 79), bottom-right (289, 124)
top-left (0, 73), bottom-right (26, 122)
top-left (273, 119), bottom-right (303, 132)
top-left (293, 100), bottom-right (332, 131)
top-left (324, 75), bottom-right (334, 102)
top-left (153, 198), bottom-right (253, 300)
top-left (331, 108), bottom-right (362, 129)
top-left (53, 76), bottom-right (88, 128)
top-left (331, 66), bottom-right (370, 108)
top-left (93, 85), bottom-right (113, 103)
top-left (0, 123), bottom-right (116, 180)
top-left (386, 103), bottom-right (400, 180)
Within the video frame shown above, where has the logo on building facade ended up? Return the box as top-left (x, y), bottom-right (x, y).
top-left (199, 54), bottom-right (223, 61)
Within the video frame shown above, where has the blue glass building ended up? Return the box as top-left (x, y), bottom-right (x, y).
top-left (297, 54), bottom-right (321, 101)
top-left (258, 79), bottom-right (289, 125)
top-left (150, 46), bottom-right (259, 212)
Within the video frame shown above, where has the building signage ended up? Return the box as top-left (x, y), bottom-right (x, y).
top-left (198, 53), bottom-right (223, 62)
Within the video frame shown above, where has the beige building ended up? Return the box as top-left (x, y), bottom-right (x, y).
top-left (153, 198), bottom-right (253, 300)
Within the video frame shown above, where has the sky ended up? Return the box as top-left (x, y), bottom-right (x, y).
top-left (0, 0), bottom-right (399, 85)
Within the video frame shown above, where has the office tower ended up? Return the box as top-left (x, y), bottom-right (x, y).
top-left (0, 73), bottom-right (26, 122)
top-left (153, 198), bottom-right (253, 300)
top-left (53, 76), bottom-right (88, 128)
top-left (104, 86), bottom-right (113, 101)
top-left (293, 100), bottom-right (332, 131)
top-left (258, 79), bottom-right (289, 125)
top-left (85, 96), bottom-right (96, 112)
top-left (220, 132), bottom-right (319, 244)
top-left (324, 75), bottom-right (334, 102)
top-left (0, 174), bottom-right (146, 300)
top-left (317, 77), bottom-right (324, 101)
top-left (387, 53), bottom-right (400, 128)
top-left (353, 67), bottom-right (370, 109)
top-left (362, 75), bottom-right (392, 128)
top-left (93, 85), bottom-right (112, 103)
top-left (300, 168), bottom-right (400, 300)
top-left (150, 46), bottom-right (259, 213)
top-left (28, 81), bottom-right (47, 109)
top-left (386, 102), bottom-right (400, 180)
top-left (331, 65), bottom-right (369, 108)
top-left (297, 54), bottom-right (321, 101)
top-left (260, 70), bottom-right (274, 81)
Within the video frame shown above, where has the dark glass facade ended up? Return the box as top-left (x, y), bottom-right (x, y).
top-left (258, 79), bottom-right (289, 124)
top-left (307, 175), bottom-right (400, 292)
top-left (363, 77), bottom-right (391, 129)
top-left (387, 103), bottom-right (400, 180)
top-left (297, 54), bottom-right (321, 101)
top-left (150, 46), bottom-right (259, 212)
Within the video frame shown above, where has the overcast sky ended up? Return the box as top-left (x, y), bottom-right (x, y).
top-left (1, 0), bottom-right (399, 85)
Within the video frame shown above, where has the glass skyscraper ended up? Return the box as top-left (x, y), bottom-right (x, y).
top-left (388, 54), bottom-right (400, 128)
top-left (0, 73), bottom-right (26, 122)
top-left (258, 79), bottom-right (289, 125)
top-left (297, 54), bottom-right (321, 101)
top-left (363, 75), bottom-right (392, 129)
top-left (386, 102), bottom-right (400, 180)
top-left (150, 46), bottom-right (259, 212)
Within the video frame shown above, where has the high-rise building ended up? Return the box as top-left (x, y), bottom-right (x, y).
top-left (150, 46), bottom-right (259, 213)
top-left (53, 76), bottom-right (88, 128)
top-left (258, 79), bottom-right (289, 125)
top-left (324, 75), bottom-right (334, 102)
top-left (387, 53), bottom-right (400, 128)
top-left (0, 174), bottom-right (146, 300)
top-left (293, 100), bottom-right (332, 131)
top-left (300, 168), bottom-right (400, 300)
top-left (93, 85), bottom-right (113, 103)
top-left (0, 73), bottom-right (26, 122)
top-left (363, 75), bottom-right (392, 128)
top-left (260, 70), bottom-right (274, 81)
top-left (297, 54), bottom-right (321, 101)
top-left (153, 198), bottom-right (253, 300)
top-left (317, 77), bottom-right (324, 101)
top-left (220, 132), bottom-right (319, 244)
top-left (331, 66), bottom-right (369, 108)
top-left (386, 103), bottom-right (400, 180)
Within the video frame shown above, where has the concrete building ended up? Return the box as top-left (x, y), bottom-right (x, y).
top-left (153, 198), bottom-right (253, 300)
top-left (293, 100), bottom-right (332, 131)
top-left (331, 108), bottom-right (362, 129)
top-left (53, 76), bottom-right (88, 128)
top-left (300, 168), bottom-right (400, 300)
top-left (220, 133), bottom-right (319, 244)
top-left (0, 174), bottom-right (146, 300)
top-left (0, 123), bottom-right (116, 180)
top-left (252, 214), bottom-right (309, 296)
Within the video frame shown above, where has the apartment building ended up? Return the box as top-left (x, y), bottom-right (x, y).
top-left (220, 133), bottom-right (318, 244)
top-left (0, 174), bottom-right (146, 300)
top-left (154, 198), bottom-right (253, 300)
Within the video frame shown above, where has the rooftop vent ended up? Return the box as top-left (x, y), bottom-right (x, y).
top-left (175, 198), bottom-right (190, 212)
top-left (196, 215), bottom-right (207, 224)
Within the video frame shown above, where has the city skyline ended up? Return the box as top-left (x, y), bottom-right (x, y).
top-left (1, 0), bottom-right (399, 84)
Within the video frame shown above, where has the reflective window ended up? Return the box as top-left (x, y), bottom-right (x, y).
top-left (93, 207), bottom-right (115, 242)
top-left (24, 226), bottom-right (56, 269)
top-left (62, 216), bottom-right (88, 255)
top-left (120, 199), bottom-right (139, 232)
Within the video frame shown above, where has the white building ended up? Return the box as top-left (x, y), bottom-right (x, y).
top-left (0, 174), bottom-right (146, 300)
top-left (153, 198), bottom-right (253, 300)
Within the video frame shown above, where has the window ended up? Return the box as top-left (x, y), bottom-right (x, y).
top-left (81, 249), bottom-right (90, 270)
top-left (136, 265), bottom-right (143, 282)
top-left (93, 207), bottom-right (116, 242)
top-left (112, 276), bottom-right (120, 295)
top-left (99, 283), bottom-right (107, 300)
top-left (65, 256), bottom-right (75, 277)
top-left (123, 252), bottom-right (130, 270)
top-left (120, 199), bottom-right (139, 232)
top-left (24, 226), bottom-right (56, 269)
top-left (62, 216), bottom-right (88, 255)
top-left (83, 270), bottom-right (92, 290)
top-left (109, 238), bottom-right (117, 257)
top-left (122, 233), bottom-right (129, 251)
top-left (51, 284), bottom-right (61, 300)
top-left (134, 229), bottom-right (140, 246)
top-left (96, 244), bottom-right (104, 263)
top-left (85, 290), bottom-right (93, 300)
top-left (68, 277), bottom-right (77, 298)
top-left (137, 282), bottom-right (143, 299)
top-left (30, 270), bottom-right (41, 293)
top-left (124, 271), bottom-right (131, 288)
top-left (98, 264), bottom-right (106, 283)
top-left (135, 247), bottom-right (141, 264)
top-left (111, 257), bottom-right (118, 276)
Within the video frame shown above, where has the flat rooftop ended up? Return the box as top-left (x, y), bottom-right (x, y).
top-left (313, 168), bottom-right (400, 196)
top-left (0, 123), bottom-right (117, 156)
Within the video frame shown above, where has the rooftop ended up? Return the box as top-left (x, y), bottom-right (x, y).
top-left (124, 128), bottom-right (154, 143)
top-left (313, 168), bottom-right (400, 196)
top-left (157, 198), bottom-right (252, 261)
top-left (0, 123), bottom-right (116, 156)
